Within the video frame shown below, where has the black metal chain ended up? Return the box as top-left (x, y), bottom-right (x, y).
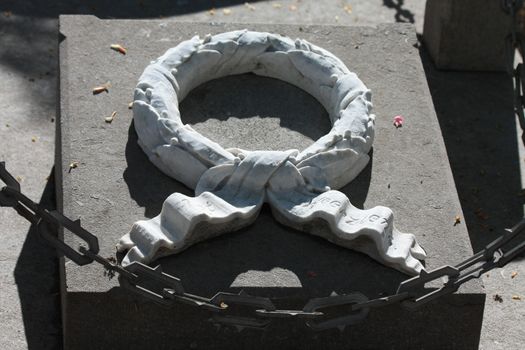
top-left (2, 161), bottom-right (525, 330)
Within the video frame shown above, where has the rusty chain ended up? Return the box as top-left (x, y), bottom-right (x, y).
top-left (2, 161), bottom-right (525, 331)
top-left (2, 3), bottom-right (525, 330)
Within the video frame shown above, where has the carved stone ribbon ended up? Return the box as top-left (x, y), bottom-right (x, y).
top-left (117, 30), bottom-right (426, 275)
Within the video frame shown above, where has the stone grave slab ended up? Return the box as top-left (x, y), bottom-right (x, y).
top-left (58, 15), bottom-right (484, 349)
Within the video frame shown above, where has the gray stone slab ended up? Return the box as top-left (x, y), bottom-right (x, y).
top-left (58, 15), bottom-right (484, 349)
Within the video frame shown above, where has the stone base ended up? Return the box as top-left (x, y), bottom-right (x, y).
top-left (58, 16), bottom-right (484, 349)
top-left (423, 0), bottom-right (513, 72)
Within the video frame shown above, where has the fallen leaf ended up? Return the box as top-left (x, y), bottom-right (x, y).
top-left (93, 82), bottom-right (111, 95)
top-left (208, 8), bottom-right (216, 15)
top-left (273, 3), bottom-right (282, 9)
top-left (128, 102), bottom-right (134, 109)
top-left (493, 294), bottom-right (503, 303)
top-left (222, 8), bottom-right (232, 15)
top-left (393, 115), bottom-right (404, 128)
top-left (31, 136), bottom-right (37, 142)
top-left (454, 215), bottom-right (461, 226)
top-left (16, 176), bottom-right (22, 183)
top-left (110, 44), bottom-right (127, 55)
top-left (69, 161), bottom-right (79, 173)
top-left (105, 111), bottom-right (117, 123)
top-left (343, 4), bottom-right (352, 14)
top-left (512, 295), bottom-right (521, 300)
top-left (511, 271), bottom-right (518, 279)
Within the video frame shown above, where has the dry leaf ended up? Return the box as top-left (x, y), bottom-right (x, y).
top-left (273, 3), bottom-right (282, 9)
top-left (69, 161), bottom-right (79, 173)
top-left (208, 8), bottom-right (216, 15)
top-left (512, 295), bottom-right (521, 300)
top-left (16, 176), bottom-right (22, 183)
top-left (343, 4), bottom-right (352, 14)
top-left (128, 102), bottom-right (134, 109)
top-left (222, 8), bottom-right (232, 15)
top-left (93, 82), bottom-right (110, 95)
top-left (454, 215), bottom-right (461, 226)
top-left (110, 44), bottom-right (127, 55)
top-left (105, 111), bottom-right (117, 123)
top-left (31, 136), bottom-right (37, 142)
top-left (511, 271), bottom-right (518, 279)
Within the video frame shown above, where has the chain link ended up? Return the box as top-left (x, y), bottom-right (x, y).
top-left (4, 8), bottom-right (525, 327)
top-left (3, 161), bottom-right (525, 330)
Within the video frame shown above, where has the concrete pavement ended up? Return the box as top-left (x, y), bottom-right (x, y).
top-left (0, 1), bottom-right (523, 349)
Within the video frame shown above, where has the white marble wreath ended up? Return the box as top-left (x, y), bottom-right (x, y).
top-left (116, 30), bottom-right (426, 275)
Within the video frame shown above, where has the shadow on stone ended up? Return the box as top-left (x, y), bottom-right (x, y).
top-left (383, 0), bottom-right (415, 24)
top-left (66, 289), bottom-right (485, 350)
top-left (0, 0), bottom-right (259, 87)
top-left (122, 73), bottom-right (390, 298)
top-left (0, 0), bottom-right (259, 19)
top-left (13, 169), bottom-right (63, 350)
top-left (112, 71), bottom-right (484, 349)
top-left (419, 46), bottom-right (525, 256)
top-left (123, 121), bottom-right (190, 219)
top-left (179, 73), bottom-right (331, 151)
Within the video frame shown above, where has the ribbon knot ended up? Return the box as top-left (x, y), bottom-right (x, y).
top-left (196, 150), bottom-right (299, 202)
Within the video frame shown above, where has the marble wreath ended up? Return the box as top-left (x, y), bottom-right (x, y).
top-left (117, 30), bottom-right (427, 275)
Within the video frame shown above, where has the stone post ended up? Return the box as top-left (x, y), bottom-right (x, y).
top-left (424, 0), bottom-right (515, 71)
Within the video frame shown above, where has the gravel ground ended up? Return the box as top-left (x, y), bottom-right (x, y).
top-left (0, 1), bottom-right (523, 349)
